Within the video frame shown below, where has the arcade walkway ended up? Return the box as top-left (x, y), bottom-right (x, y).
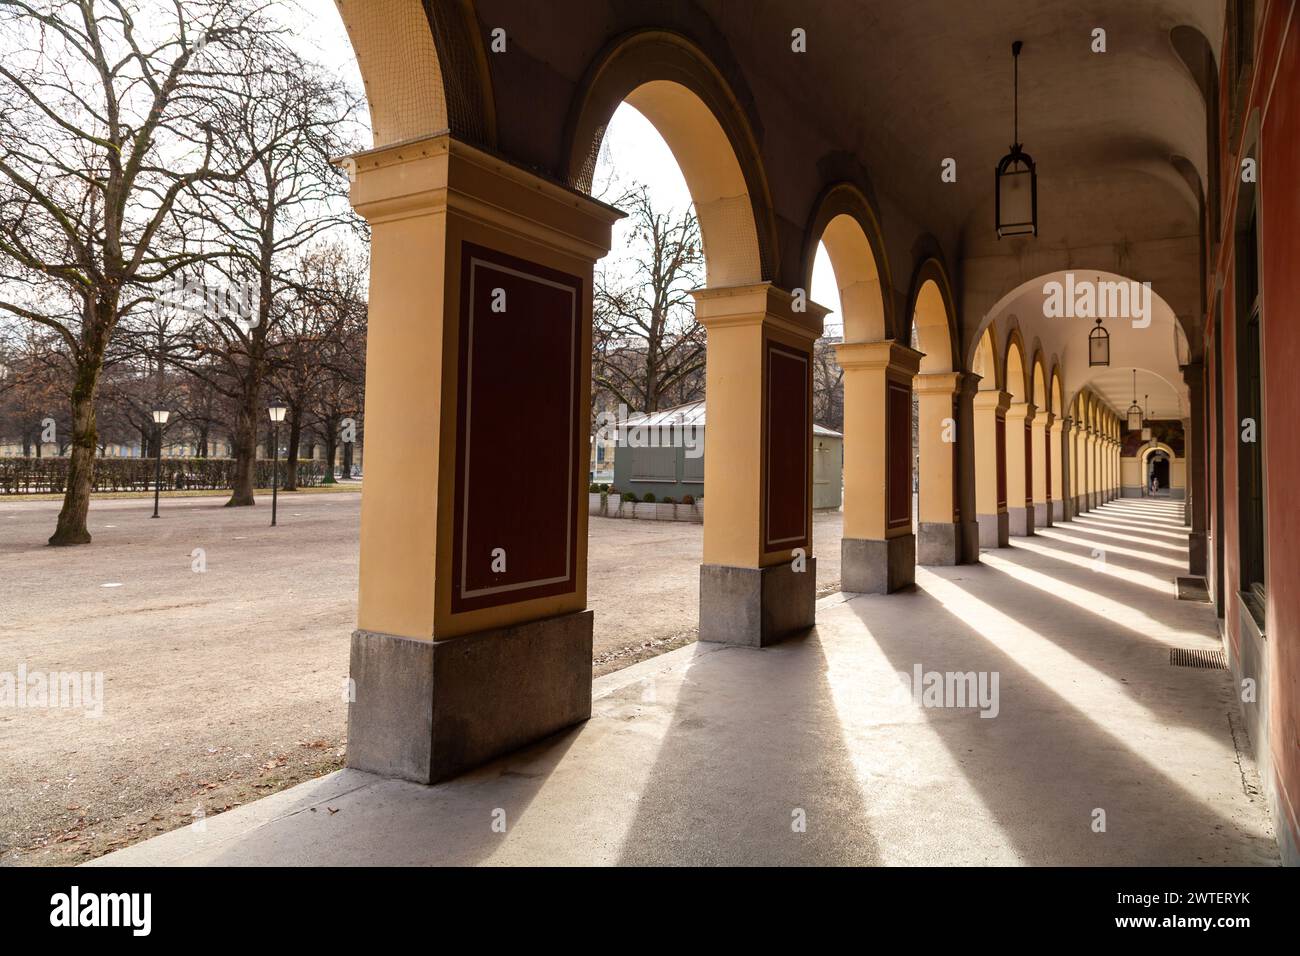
top-left (91, 499), bottom-right (1276, 866)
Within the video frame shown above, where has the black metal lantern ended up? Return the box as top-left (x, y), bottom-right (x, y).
top-left (1141, 394), bottom-right (1152, 441)
top-left (996, 41), bottom-right (1038, 238)
top-left (1125, 370), bottom-right (1143, 430)
top-left (1088, 318), bottom-right (1110, 366)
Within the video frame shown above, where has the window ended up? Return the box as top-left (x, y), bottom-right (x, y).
top-left (682, 447), bottom-right (704, 483)
top-left (1235, 207), bottom-right (1265, 625)
top-left (628, 445), bottom-right (675, 482)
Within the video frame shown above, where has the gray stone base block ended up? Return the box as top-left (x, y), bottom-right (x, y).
top-left (1073, 495), bottom-right (1086, 514)
top-left (917, 521), bottom-right (960, 566)
top-left (346, 611), bottom-right (593, 784)
top-left (699, 558), bottom-right (816, 647)
top-left (977, 511), bottom-right (1009, 548)
top-left (1033, 501), bottom-right (1051, 528)
top-left (841, 535), bottom-right (914, 594)
top-left (1008, 505), bottom-right (1035, 537)
top-left (1051, 499), bottom-right (1064, 522)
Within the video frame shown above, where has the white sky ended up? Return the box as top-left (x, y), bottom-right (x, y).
top-left (288, 3), bottom-right (843, 336)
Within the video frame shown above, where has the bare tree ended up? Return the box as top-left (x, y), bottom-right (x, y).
top-left (165, 42), bottom-right (361, 505)
top-left (593, 185), bottom-right (705, 415)
top-left (0, 0), bottom-right (279, 544)
top-left (812, 335), bottom-right (845, 433)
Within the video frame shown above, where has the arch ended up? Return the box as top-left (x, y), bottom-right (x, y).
top-left (972, 324), bottom-right (1001, 391)
top-left (804, 183), bottom-right (894, 342)
top-left (563, 30), bottom-right (777, 287)
top-left (1003, 326), bottom-right (1028, 403)
top-left (906, 258), bottom-right (958, 373)
top-left (1050, 363), bottom-right (1064, 418)
top-left (336, 0), bottom-right (494, 148)
top-left (1141, 440), bottom-right (1177, 464)
top-left (1031, 349), bottom-right (1049, 413)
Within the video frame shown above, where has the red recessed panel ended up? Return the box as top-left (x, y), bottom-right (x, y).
top-left (765, 342), bottom-right (810, 551)
top-left (1024, 420), bottom-right (1033, 506)
top-left (451, 242), bottom-right (582, 614)
top-left (887, 381), bottom-right (912, 528)
top-left (1045, 426), bottom-right (1052, 502)
top-left (996, 415), bottom-right (1008, 509)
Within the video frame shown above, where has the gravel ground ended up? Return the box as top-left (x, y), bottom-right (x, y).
top-left (0, 491), bottom-right (843, 864)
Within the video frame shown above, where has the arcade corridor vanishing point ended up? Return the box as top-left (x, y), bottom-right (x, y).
top-left (332, 1), bottom-right (1299, 865)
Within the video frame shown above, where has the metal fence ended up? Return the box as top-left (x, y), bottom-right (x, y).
top-left (0, 457), bottom-right (328, 495)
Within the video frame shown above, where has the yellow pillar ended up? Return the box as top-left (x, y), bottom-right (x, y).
top-left (696, 283), bottom-right (825, 642)
top-left (1005, 401), bottom-right (1037, 536)
top-left (973, 389), bottom-right (1010, 547)
top-left (1087, 429), bottom-right (1098, 509)
top-left (1049, 416), bottom-right (1065, 522)
top-left (838, 340), bottom-right (923, 591)
top-left (915, 372), bottom-right (963, 566)
top-left (344, 133), bottom-right (621, 783)
top-left (1031, 410), bottom-right (1054, 529)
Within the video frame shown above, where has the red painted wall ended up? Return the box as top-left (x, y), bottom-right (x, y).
top-left (1260, 0), bottom-right (1300, 858)
top-left (1212, 0), bottom-right (1300, 858)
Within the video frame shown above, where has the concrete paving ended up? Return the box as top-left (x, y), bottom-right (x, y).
top-left (88, 498), bottom-right (1278, 866)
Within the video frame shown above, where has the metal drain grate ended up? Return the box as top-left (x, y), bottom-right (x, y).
top-left (1170, 647), bottom-right (1227, 669)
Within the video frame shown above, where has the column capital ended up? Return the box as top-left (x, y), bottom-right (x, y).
top-left (973, 388), bottom-right (1011, 414)
top-left (693, 282), bottom-right (828, 341)
top-left (835, 339), bottom-right (923, 377)
top-left (1005, 401), bottom-right (1037, 424)
top-left (914, 370), bottom-right (964, 395)
top-left (347, 132), bottom-right (623, 260)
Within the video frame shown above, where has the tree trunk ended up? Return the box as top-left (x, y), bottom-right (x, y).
top-left (284, 408), bottom-right (301, 491)
top-left (225, 384), bottom-right (260, 506)
top-left (48, 358), bottom-right (102, 545)
top-left (322, 418), bottom-right (337, 484)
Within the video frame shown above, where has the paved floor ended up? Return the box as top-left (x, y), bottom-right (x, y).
top-left (89, 498), bottom-right (1278, 866)
top-left (0, 492), bottom-right (842, 862)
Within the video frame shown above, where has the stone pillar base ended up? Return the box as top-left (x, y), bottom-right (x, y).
top-left (842, 536), bottom-right (914, 593)
top-left (1051, 499), bottom-right (1064, 522)
top-left (1073, 495), bottom-right (1086, 514)
top-left (917, 521), bottom-right (961, 566)
top-left (1033, 501), bottom-right (1051, 528)
top-left (1008, 505), bottom-right (1036, 537)
top-left (346, 612), bottom-right (594, 784)
top-left (977, 512), bottom-right (1009, 548)
top-left (699, 559), bottom-right (816, 647)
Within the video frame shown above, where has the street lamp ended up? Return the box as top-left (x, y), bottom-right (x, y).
top-left (268, 399), bottom-right (287, 527)
top-left (150, 406), bottom-right (170, 519)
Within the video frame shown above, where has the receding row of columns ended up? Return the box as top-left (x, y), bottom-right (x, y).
top-left (973, 388), bottom-right (1123, 547)
top-left (340, 132), bottom-right (1132, 783)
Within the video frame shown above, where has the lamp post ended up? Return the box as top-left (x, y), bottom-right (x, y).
top-left (268, 399), bottom-right (287, 527)
top-left (151, 406), bottom-right (170, 518)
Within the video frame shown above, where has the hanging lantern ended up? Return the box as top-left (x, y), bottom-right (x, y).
top-left (1125, 370), bottom-right (1143, 430)
top-left (1088, 318), bottom-right (1110, 366)
top-left (1141, 393), bottom-right (1152, 440)
top-left (996, 41), bottom-right (1038, 238)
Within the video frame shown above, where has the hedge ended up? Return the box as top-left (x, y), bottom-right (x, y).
top-left (0, 456), bottom-right (327, 495)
